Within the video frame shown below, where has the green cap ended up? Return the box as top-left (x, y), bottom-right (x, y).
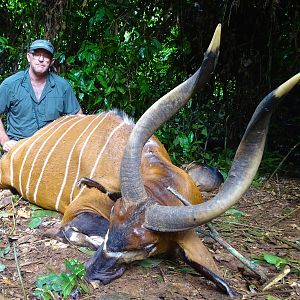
top-left (29, 39), bottom-right (54, 55)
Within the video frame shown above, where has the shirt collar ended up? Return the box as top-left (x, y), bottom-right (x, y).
top-left (48, 72), bottom-right (56, 88)
top-left (22, 68), bottom-right (55, 87)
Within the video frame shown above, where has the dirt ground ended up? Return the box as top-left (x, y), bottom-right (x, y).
top-left (0, 178), bottom-right (299, 300)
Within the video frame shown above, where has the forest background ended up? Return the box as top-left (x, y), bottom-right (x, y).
top-left (1, 0), bottom-right (299, 179)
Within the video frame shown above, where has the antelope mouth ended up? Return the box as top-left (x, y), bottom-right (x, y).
top-left (86, 265), bottom-right (126, 285)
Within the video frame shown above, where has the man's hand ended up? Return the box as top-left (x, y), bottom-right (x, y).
top-left (2, 140), bottom-right (17, 152)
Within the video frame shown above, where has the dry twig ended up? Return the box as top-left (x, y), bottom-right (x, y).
top-left (270, 205), bottom-right (300, 227)
top-left (262, 265), bottom-right (291, 291)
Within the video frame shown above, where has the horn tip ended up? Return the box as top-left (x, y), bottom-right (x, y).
top-left (207, 23), bottom-right (221, 54)
top-left (274, 73), bottom-right (300, 98)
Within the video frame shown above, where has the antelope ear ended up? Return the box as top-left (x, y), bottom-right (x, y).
top-left (78, 177), bottom-right (121, 202)
top-left (78, 177), bottom-right (107, 193)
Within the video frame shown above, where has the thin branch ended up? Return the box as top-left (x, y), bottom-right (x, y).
top-left (270, 205), bottom-right (300, 227)
top-left (7, 196), bottom-right (27, 298)
top-left (265, 141), bottom-right (300, 185)
top-left (262, 265), bottom-right (290, 291)
top-left (272, 235), bottom-right (300, 252)
top-left (11, 240), bottom-right (27, 299)
top-left (167, 186), bottom-right (191, 206)
top-left (197, 224), bottom-right (268, 282)
top-left (238, 197), bottom-right (277, 208)
top-left (217, 220), bottom-right (283, 233)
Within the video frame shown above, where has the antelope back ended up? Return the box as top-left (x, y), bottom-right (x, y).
top-left (0, 112), bottom-right (134, 213)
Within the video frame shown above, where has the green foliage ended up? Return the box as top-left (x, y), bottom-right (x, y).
top-left (0, 244), bottom-right (10, 258)
top-left (28, 205), bottom-right (57, 229)
top-left (0, 263), bottom-right (5, 272)
top-left (0, 211), bottom-right (9, 218)
top-left (259, 151), bottom-right (284, 175)
top-left (0, 243), bottom-right (10, 273)
top-left (252, 175), bottom-right (266, 188)
top-left (63, 2), bottom-right (187, 117)
top-left (34, 259), bottom-right (89, 299)
top-left (265, 296), bottom-right (282, 300)
top-left (138, 258), bottom-right (162, 268)
top-left (225, 208), bottom-right (245, 221)
top-left (253, 253), bottom-right (300, 275)
top-left (263, 254), bottom-right (289, 269)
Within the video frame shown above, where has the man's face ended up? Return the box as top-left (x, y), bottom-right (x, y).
top-left (27, 49), bottom-right (53, 76)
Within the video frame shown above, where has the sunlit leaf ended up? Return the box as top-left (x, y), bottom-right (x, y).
top-left (0, 263), bottom-right (6, 272)
top-left (263, 254), bottom-right (288, 269)
top-left (28, 217), bottom-right (43, 229)
top-left (31, 209), bottom-right (56, 218)
top-left (225, 208), bottom-right (245, 218)
top-left (266, 296), bottom-right (282, 300)
top-left (0, 211), bottom-right (9, 218)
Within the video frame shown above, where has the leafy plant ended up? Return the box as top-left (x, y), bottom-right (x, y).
top-left (252, 253), bottom-right (300, 275)
top-left (263, 253), bottom-right (299, 270)
top-left (28, 205), bottom-right (57, 229)
top-left (34, 259), bottom-right (89, 299)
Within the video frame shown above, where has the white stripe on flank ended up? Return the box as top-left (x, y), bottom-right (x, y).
top-left (25, 116), bottom-right (76, 200)
top-left (54, 114), bottom-right (103, 210)
top-left (33, 116), bottom-right (87, 203)
top-left (18, 116), bottom-right (71, 195)
top-left (71, 121), bottom-right (125, 203)
top-left (11, 117), bottom-right (70, 187)
top-left (90, 122), bottom-right (125, 178)
top-left (69, 113), bottom-right (111, 203)
top-left (9, 139), bottom-right (30, 186)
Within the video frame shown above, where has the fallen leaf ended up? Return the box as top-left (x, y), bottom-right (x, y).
top-left (0, 276), bottom-right (16, 286)
top-left (17, 207), bottom-right (31, 219)
top-left (44, 239), bottom-right (68, 249)
top-left (0, 196), bottom-right (12, 210)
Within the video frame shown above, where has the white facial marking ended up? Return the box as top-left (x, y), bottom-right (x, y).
top-left (86, 236), bottom-right (104, 248)
top-left (102, 230), bottom-right (123, 258)
top-left (68, 229), bottom-right (104, 248)
top-left (68, 231), bottom-right (80, 242)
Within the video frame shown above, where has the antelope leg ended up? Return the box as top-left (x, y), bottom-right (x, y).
top-left (178, 248), bottom-right (241, 298)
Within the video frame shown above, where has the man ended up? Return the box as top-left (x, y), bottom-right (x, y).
top-left (0, 39), bottom-right (83, 152)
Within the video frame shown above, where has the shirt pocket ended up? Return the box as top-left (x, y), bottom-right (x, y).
top-left (43, 97), bottom-right (64, 122)
top-left (10, 96), bottom-right (32, 119)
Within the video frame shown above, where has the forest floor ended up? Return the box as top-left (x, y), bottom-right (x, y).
top-left (0, 178), bottom-right (299, 300)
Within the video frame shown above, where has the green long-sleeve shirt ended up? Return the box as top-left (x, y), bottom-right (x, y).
top-left (0, 69), bottom-right (81, 140)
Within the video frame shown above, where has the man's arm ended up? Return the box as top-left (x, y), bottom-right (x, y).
top-left (0, 118), bottom-right (17, 151)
